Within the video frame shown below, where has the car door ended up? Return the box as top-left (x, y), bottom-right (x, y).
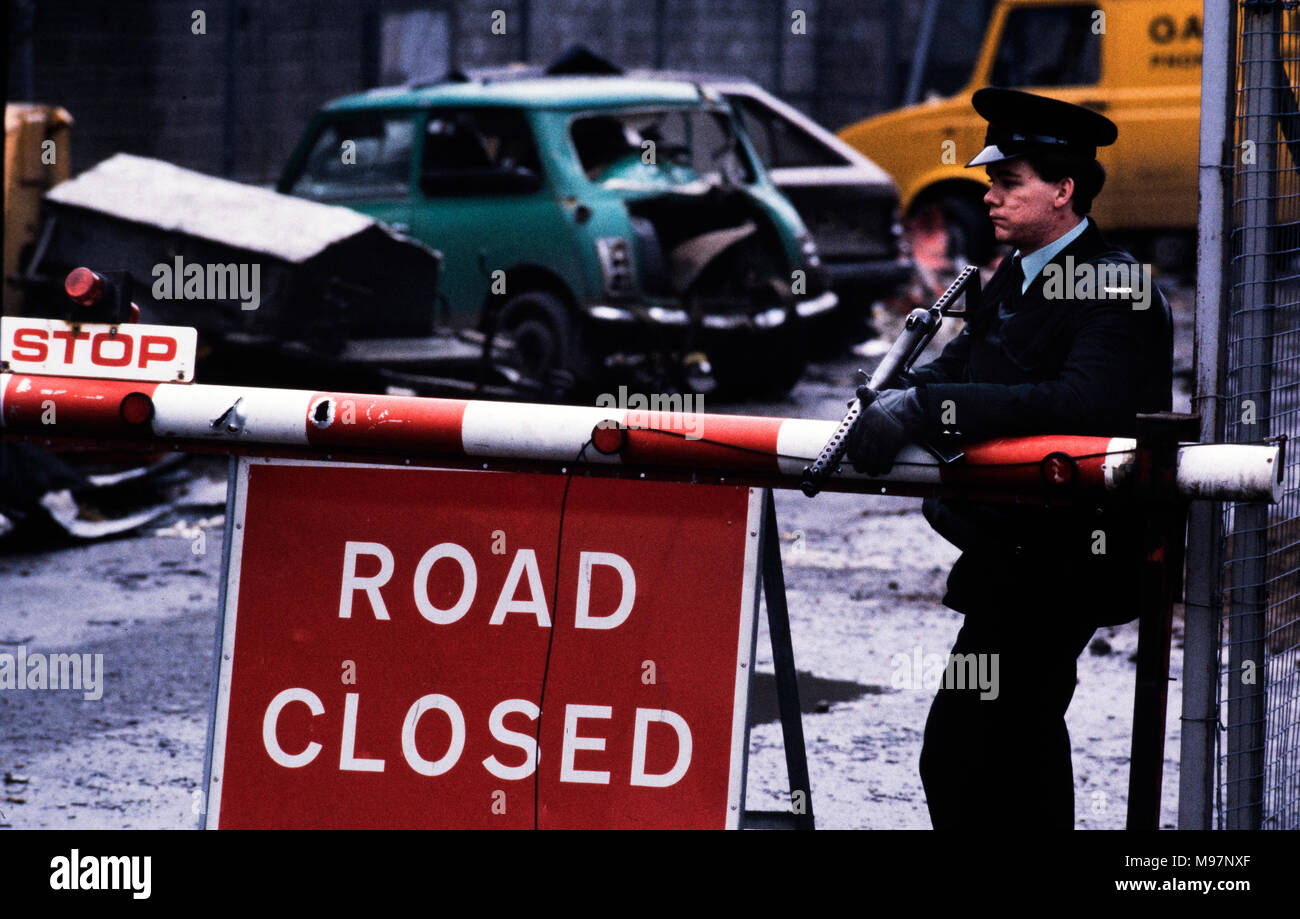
top-left (726, 90), bottom-right (900, 281)
top-left (282, 109), bottom-right (419, 234)
top-left (405, 107), bottom-right (565, 328)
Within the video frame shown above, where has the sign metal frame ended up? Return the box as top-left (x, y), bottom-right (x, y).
top-left (202, 456), bottom-right (808, 829)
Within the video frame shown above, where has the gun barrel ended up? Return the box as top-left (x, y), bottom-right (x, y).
top-left (866, 308), bottom-right (942, 390)
top-left (799, 395), bottom-right (867, 496)
top-left (801, 265), bottom-right (980, 498)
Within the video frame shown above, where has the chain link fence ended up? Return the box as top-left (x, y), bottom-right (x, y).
top-left (1215, 0), bottom-right (1300, 830)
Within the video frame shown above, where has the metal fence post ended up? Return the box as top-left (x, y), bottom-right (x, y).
top-left (1180, 0), bottom-right (1233, 831)
top-left (1128, 415), bottom-right (1198, 830)
top-left (1223, 0), bottom-right (1283, 830)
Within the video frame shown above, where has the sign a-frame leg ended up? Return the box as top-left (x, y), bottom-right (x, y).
top-left (742, 488), bottom-right (815, 830)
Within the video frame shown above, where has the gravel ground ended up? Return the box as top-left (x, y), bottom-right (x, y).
top-left (0, 279), bottom-right (1195, 831)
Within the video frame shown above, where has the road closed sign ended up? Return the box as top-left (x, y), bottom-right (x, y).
top-left (204, 458), bottom-right (761, 828)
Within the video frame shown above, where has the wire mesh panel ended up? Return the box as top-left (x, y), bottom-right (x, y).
top-left (1218, 0), bottom-right (1300, 830)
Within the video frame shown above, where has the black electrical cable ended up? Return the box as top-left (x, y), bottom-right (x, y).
top-left (530, 437), bottom-right (595, 828)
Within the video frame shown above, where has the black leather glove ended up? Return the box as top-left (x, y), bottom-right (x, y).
top-left (846, 386), bottom-right (926, 476)
top-left (877, 370), bottom-right (914, 391)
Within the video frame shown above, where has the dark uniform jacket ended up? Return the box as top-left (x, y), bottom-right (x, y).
top-left (900, 219), bottom-right (1173, 627)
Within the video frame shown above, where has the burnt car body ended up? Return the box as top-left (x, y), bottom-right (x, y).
top-left (693, 77), bottom-right (913, 338)
top-left (278, 73), bottom-right (836, 396)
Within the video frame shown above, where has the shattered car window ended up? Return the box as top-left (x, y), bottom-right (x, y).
top-left (289, 114), bottom-right (415, 200)
top-left (570, 109), bottom-right (756, 188)
top-left (728, 95), bottom-right (849, 169)
top-left (419, 108), bottom-right (544, 196)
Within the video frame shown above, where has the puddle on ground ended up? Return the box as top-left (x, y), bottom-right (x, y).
top-left (747, 670), bottom-right (893, 726)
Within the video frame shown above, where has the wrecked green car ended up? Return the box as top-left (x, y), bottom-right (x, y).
top-left (278, 74), bottom-right (836, 396)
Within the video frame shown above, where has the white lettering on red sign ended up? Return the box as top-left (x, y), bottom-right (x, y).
top-left (209, 461), bottom-right (759, 829)
top-left (337, 540), bottom-right (636, 629)
top-left (482, 699), bottom-right (538, 781)
top-left (256, 536), bottom-right (692, 798)
top-left (290, 540), bottom-right (681, 786)
top-left (1, 317), bottom-right (197, 382)
top-left (261, 690), bottom-right (690, 788)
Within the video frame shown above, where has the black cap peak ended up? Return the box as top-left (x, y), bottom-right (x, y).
top-left (967, 87), bottom-right (1117, 167)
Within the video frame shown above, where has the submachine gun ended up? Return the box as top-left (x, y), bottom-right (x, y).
top-left (800, 265), bottom-right (981, 497)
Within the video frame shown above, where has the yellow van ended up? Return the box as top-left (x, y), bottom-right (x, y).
top-left (838, 0), bottom-right (1202, 263)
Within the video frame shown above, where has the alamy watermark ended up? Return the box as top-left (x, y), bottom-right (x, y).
top-left (595, 386), bottom-right (705, 440)
top-left (1041, 256), bottom-right (1153, 310)
top-left (152, 256), bottom-right (261, 310)
top-left (50, 849), bottom-right (150, 899)
top-left (0, 645), bottom-right (104, 701)
top-left (891, 645), bottom-right (1000, 700)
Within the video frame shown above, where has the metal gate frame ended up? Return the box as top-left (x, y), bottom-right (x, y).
top-left (1183, 0), bottom-right (1300, 831)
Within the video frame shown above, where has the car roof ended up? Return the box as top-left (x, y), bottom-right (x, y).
top-left (628, 70), bottom-right (893, 180)
top-left (323, 75), bottom-right (712, 113)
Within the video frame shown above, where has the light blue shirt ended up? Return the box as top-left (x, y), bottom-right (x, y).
top-left (1015, 217), bottom-right (1089, 294)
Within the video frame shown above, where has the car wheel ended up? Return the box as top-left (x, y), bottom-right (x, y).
top-left (498, 290), bottom-right (587, 398)
top-left (804, 301), bottom-right (875, 357)
top-left (511, 316), bottom-right (562, 377)
top-left (709, 329), bottom-right (808, 400)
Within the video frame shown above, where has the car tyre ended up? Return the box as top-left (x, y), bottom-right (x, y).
top-left (709, 327), bottom-right (808, 400)
top-left (498, 290), bottom-right (590, 398)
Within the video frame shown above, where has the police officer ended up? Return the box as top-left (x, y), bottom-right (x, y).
top-left (846, 88), bottom-right (1173, 829)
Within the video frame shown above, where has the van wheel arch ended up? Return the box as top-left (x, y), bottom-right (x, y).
top-left (908, 181), bottom-right (997, 266)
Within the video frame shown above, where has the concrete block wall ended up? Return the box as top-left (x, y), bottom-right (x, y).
top-left (10, 0), bottom-right (992, 185)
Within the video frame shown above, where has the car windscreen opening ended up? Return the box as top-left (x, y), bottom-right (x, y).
top-left (289, 114), bottom-right (415, 201)
top-left (570, 109), bottom-right (756, 186)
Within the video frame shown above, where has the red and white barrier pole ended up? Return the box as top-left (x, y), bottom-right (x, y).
top-left (0, 372), bottom-right (1281, 502)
